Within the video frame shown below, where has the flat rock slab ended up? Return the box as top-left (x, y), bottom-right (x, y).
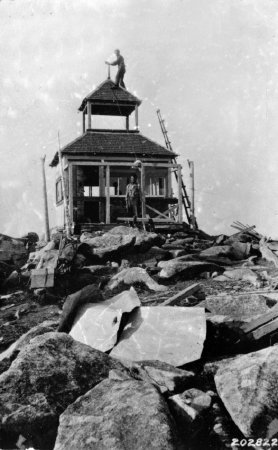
top-left (110, 306), bottom-right (206, 366)
top-left (54, 378), bottom-right (178, 450)
top-left (70, 288), bottom-right (140, 352)
top-left (206, 294), bottom-right (271, 319)
top-left (215, 346), bottom-right (278, 438)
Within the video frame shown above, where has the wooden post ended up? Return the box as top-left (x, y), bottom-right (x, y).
top-left (87, 101), bottom-right (92, 129)
top-left (177, 165), bottom-right (183, 223)
top-left (106, 165), bottom-right (110, 224)
top-left (189, 161), bottom-right (195, 217)
top-left (40, 155), bottom-right (50, 241)
top-left (82, 111), bottom-right (86, 133)
top-left (126, 116), bottom-right (129, 131)
top-left (135, 105), bottom-right (139, 130)
top-left (68, 163), bottom-right (73, 225)
top-left (140, 164), bottom-right (146, 218)
top-left (99, 161), bottom-right (105, 222)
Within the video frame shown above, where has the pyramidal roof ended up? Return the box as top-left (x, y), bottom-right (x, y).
top-left (79, 78), bottom-right (141, 112)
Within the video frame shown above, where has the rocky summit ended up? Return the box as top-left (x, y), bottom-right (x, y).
top-left (1, 225), bottom-right (278, 449)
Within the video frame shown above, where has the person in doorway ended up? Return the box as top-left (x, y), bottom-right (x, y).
top-left (126, 175), bottom-right (141, 219)
top-left (105, 49), bottom-right (126, 89)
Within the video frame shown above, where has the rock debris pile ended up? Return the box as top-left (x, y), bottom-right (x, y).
top-left (1, 224), bottom-right (278, 449)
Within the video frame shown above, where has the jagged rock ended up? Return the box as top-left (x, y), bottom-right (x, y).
top-left (0, 234), bottom-right (27, 266)
top-left (215, 345), bottom-right (278, 439)
top-left (0, 320), bottom-right (59, 374)
top-left (168, 388), bottom-right (212, 448)
top-left (134, 360), bottom-right (195, 395)
top-left (0, 332), bottom-right (125, 450)
top-left (80, 231), bottom-right (136, 261)
top-left (70, 288), bottom-right (140, 352)
top-left (126, 246), bottom-right (171, 267)
top-left (108, 267), bottom-right (167, 292)
top-left (230, 242), bottom-right (252, 260)
top-left (110, 306), bottom-right (206, 366)
top-left (158, 259), bottom-right (222, 280)
top-left (58, 284), bottom-right (103, 333)
top-left (205, 294), bottom-right (271, 319)
top-left (199, 245), bottom-right (232, 260)
top-left (108, 226), bottom-right (165, 252)
top-left (222, 268), bottom-right (262, 287)
top-left (54, 378), bottom-right (179, 450)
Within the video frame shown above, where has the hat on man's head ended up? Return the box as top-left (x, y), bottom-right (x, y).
top-left (114, 49), bottom-right (120, 53)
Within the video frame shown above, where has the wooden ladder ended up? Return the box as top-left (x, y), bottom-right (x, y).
top-left (157, 109), bottom-right (197, 228)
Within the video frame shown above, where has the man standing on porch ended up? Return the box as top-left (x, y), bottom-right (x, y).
top-left (126, 175), bottom-right (141, 219)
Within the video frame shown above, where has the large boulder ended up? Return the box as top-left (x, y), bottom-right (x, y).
top-left (158, 259), bottom-right (222, 280)
top-left (80, 231), bottom-right (136, 261)
top-left (0, 320), bottom-right (59, 374)
top-left (54, 378), bottom-right (179, 450)
top-left (199, 243), bottom-right (251, 262)
top-left (108, 226), bottom-right (165, 252)
top-left (108, 267), bottom-right (167, 292)
top-left (0, 332), bottom-right (125, 449)
top-left (0, 234), bottom-right (27, 266)
top-left (215, 345), bottom-right (278, 439)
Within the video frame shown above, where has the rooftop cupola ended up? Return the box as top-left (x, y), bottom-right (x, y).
top-left (79, 78), bottom-right (142, 132)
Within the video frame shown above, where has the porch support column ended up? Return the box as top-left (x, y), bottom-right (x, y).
top-left (87, 101), bottom-right (92, 129)
top-left (126, 116), bottom-right (129, 131)
top-left (68, 163), bottom-right (73, 224)
top-left (140, 164), bottom-right (146, 218)
top-left (105, 165), bottom-right (110, 224)
top-left (177, 165), bottom-right (183, 223)
top-left (135, 105), bottom-right (139, 130)
top-left (82, 111), bottom-right (86, 133)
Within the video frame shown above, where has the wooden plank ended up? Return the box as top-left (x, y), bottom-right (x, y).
top-left (146, 204), bottom-right (175, 221)
top-left (248, 317), bottom-right (278, 341)
top-left (106, 165), bottom-right (110, 224)
top-left (241, 304), bottom-right (278, 335)
top-left (68, 160), bottom-right (179, 168)
top-left (117, 217), bottom-right (176, 223)
top-left (160, 283), bottom-right (201, 306)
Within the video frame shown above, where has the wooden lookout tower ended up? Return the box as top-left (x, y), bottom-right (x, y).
top-left (50, 76), bottom-right (185, 232)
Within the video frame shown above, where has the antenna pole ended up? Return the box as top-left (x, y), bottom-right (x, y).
top-left (108, 64), bottom-right (111, 79)
top-left (40, 155), bottom-right (50, 241)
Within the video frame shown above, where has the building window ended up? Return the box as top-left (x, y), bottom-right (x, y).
top-left (148, 177), bottom-right (166, 196)
top-left (56, 178), bottom-right (64, 204)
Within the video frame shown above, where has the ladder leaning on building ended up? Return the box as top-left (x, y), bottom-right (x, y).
top-left (157, 109), bottom-right (198, 229)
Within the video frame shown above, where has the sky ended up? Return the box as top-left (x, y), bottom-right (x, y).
top-left (0, 0), bottom-right (278, 238)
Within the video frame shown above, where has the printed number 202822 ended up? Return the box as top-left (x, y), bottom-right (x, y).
top-left (231, 438), bottom-right (278, 447)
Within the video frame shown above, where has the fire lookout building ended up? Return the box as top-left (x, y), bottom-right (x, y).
top-left (50, 77), bottom-right (184, 231)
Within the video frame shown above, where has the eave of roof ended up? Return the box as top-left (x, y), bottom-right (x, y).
top-left (49, 130), bottom-right (177, 167)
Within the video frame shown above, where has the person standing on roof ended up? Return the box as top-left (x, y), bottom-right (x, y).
top-left (105, 49), bottom-right (126, 89)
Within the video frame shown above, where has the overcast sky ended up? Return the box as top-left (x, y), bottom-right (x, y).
top-left (0, 0), bottom-right (278, 238)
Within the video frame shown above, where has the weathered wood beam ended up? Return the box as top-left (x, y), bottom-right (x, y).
top-left (141, 165), bottom-right (146, 218)
top-left (177, 165), bottom-right (183, 223)
top-left (105, 165), bottom-right (110, 224)
top-left (146, 204), bottom-right (175, 221)
top-left (160, 283), bottom-right (201, 306)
